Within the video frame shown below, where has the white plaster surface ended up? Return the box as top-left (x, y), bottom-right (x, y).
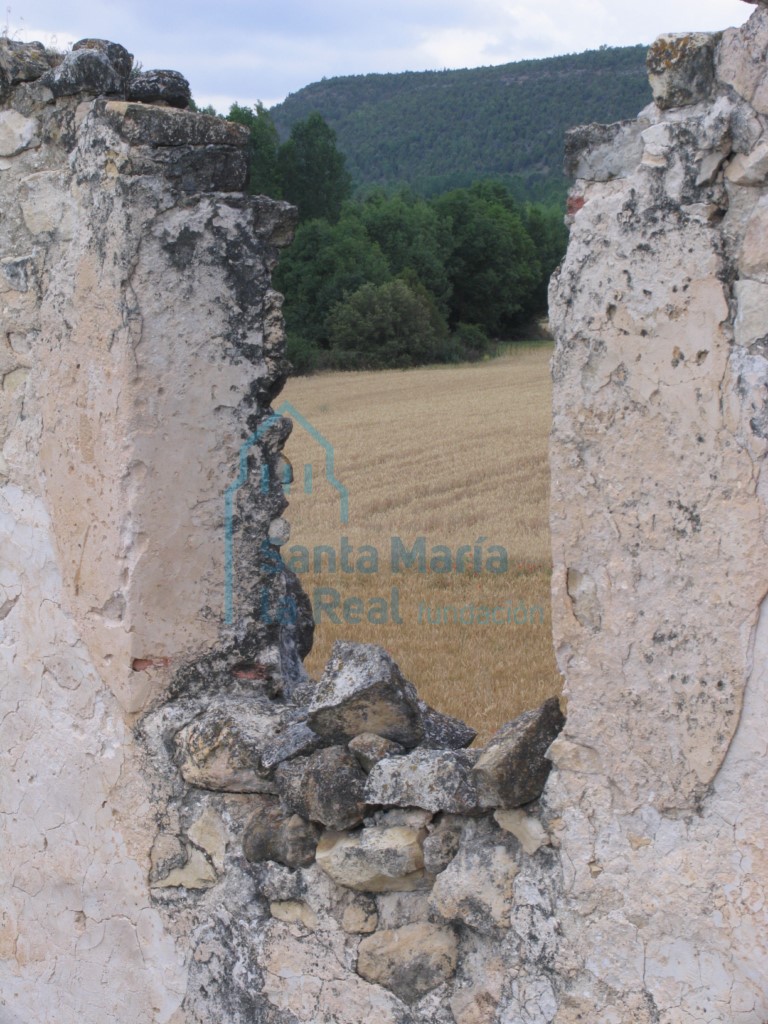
top-left (548, 9), bottom-right (768, 1019)
top-left (0, 486), bottom-right (187, 1023)
top-left (1, 76), bottom-right (293, 1022)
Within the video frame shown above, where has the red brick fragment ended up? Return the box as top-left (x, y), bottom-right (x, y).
top-left (131, 657), bottom-right (171, 671)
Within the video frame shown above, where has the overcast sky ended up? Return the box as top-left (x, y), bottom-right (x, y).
top-left (5, 0), bottom-right (752, 111)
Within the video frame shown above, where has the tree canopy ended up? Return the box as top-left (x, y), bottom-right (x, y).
top-left (272, 212), bottom-right (390, 347)
top-left (221, 97), bottom-right (572, 374)
top-left (227, 101), bottom-right (281, 197)
top-left (270, 185), bottom-right (564, 374)
top-left (433, 184), bottom-right (540, 335)
top-left (277, 112), bottom-right (352, 222)
top-left (327, 279), bottom-right (448, 369)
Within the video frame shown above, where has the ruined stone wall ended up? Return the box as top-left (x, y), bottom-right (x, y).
top-left (3, 9), bottom-right (768, 1023)
top-left (0, 39), bottom-right (300, 1022)
top-left (1, 37), bottom-right (566, 1024)
top-left (548, 6), bottom-right (768, 1019)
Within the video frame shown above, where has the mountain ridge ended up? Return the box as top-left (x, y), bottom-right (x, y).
top-left (270, 45), bottom-right (652, 203)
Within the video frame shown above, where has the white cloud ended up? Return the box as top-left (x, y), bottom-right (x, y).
top-left (8, 24), bottom-right (79, 51)
top-left (416, 27), bottom-right (503, 69)
top-left (2, 0), bottom-right (753, 106)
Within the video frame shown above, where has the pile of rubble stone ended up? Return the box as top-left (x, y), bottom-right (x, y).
top-left (155, 641), bottom-right (564, 1003)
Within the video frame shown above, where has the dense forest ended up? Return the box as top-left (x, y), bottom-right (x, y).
top-left (270, 45), bottom-right (651, 204)
top-left (274, 181), bottom-right (567, 373)
top-left (210, 44), bottom-right (651, 373)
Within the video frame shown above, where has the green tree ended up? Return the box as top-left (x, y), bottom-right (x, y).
top-left (327, 279), bottom-right (448, 369)
top-left (277, 113), bottom-right (352, 222)
top-left (522, 203), bottom-right (569, 313)
top-left (433, 184), bottom-right (540, 335)
top-left (273, 212), bottom-right (390, 349)
top-left (227, 101), bottom-right (281, 197)
top-left (351, 190), bottom-right (452, 314)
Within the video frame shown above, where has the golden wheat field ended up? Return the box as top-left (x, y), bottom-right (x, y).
top-left (280, 343), bottom-right (562, 742)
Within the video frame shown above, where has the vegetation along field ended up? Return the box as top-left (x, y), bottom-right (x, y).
top-left (199, 45), bottom-right (652, 379)
top-left (280, 344), bottom-right (561, 742)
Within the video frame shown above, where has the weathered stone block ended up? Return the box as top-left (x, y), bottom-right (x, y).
top-left (565, 119), bottom-right (647, 182)
top-left (72, 39), bottom-right (133, 83)
top-left (450, 974), bottom-right (505, 1024)
top-left (149, 832), bottom-right (187, 883)
top-left (422, 817), bottom-right (463, 874)
top-left (429, 832), bottom-right (518, 931)
top-left (40, 48), bottom-right (125, 98)
top-left (0, 39), bottom-right (57, 97)
top-left (356, 923), bottom-right (458, 1002)
top-left (0, 109), bottom-right (39, 156)
top-left (373, 807), bottom-right (433, 829)
top-left (102, 99), bottom-right (249, 148)
top-left (187, 806), bottom-right (228, 870)
top-left (727, 140), bottom-right (768, 184)
top-left (17, 169), bottom-right (74, 237)
top-left (260, 720), bottom-right (322, 771)
top-left (307, 642), bottom-right (424, 746)
top-left (739, 195), bottom-right (768, 282)
top-left (365, 748), bottom-right (480, 813)
top-left (315, 825), bottom-right (427, 892)
top-left (375, 890), bottom-right (433, 928)
top-left (472, 697), bottom-right (565, 809)
top-left (269, 900), bottom-right (318, 930)
top-left (260, 920), bottom-right (408, 1022)
top-left (172, 698), bottom-right (288, 792)
top-left (734, 279), bottom-right (768, 347)
top-left (127, 69), bottom-right (191, 108)
top-left (151, 844), bottom-right (217, 890)
top-left (98, 100), bottom-right (251, 191)
top-left (493, 808), bottom-right (550, 855)
top-left (341, 900), bottom-right (378, 934)
top-left (275, 746), bottom-right (368, 830)
top-left (416, 699), bottom-right (477, 748)
top-left (250, 861), bottom-right (307, 902)
top-left (647, 32), bottom-right (719, 110)
top-left (242, 796), bottom-right (321, 868)
top-left (126, 142), bottom-right (250, 192)
top-left (348, 732), bottom-right (405, 771)
top-left (718, 9), bottom-right (768, 113)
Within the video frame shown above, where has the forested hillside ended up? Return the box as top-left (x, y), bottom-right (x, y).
top-left (220, 45), bottom-right (652, 372)
top-left (271, 45), bottom-right (651, 203)
top-left (210, 105), bottom-right (568, 373)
